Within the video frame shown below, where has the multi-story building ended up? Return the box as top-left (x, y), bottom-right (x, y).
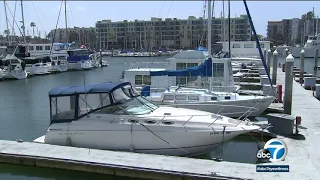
top-left (267, 17), bottom-right (320, 46)
top-left (48, 26), bottom-right (96, 49)
top-left (95, 15), bottom-right (252, 50)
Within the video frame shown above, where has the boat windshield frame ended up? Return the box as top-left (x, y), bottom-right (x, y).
top-left (49, 83), bottom-right (159, 124)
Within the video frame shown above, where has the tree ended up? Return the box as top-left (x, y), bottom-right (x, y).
top-left (272, 32), bottom-right (285, 45)
top-left (69, 32), bottom-right (78, 43)
top-left (302, 11), bottom-right (315, 21)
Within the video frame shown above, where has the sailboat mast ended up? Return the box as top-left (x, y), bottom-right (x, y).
top-left (222, 0), bottom-right (225, 42)
top-left (65, 0), bottom-right (68, 43)
top-left (316, 16), bottom-right (319, 35)
top-left (313, 7), bottom-right (315, 35)
top-left (228, 0), bottom-right (231, 57)
top-left (4, 0), bottom-right (11, 45)
top-left (207, 0), bottom-right (212, 58)
top-left (20, 0), bottom-right (27, 45)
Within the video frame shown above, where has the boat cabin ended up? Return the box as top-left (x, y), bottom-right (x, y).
top-left (123, 50), bottom-right (236, 92)
top-left (304, 34), bottom-right (320, 49)
top-left (67, 49), bottom-right (91, 62)
top-left (48, 82), bottom-right (158, 124)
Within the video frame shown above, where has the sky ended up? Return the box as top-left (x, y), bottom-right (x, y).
top-left (1, 1), bottom-right (320, 38)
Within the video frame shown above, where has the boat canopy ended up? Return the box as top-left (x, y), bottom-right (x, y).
top-left (150, 58), bottom-right (212, 77)
top-left (49, 82), bottom-right (132, 97)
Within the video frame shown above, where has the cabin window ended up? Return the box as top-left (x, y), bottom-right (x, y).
top-left (225, 96), bottom-right (231, 100)
top-left (51, 96), bottom-right (76, 120)
top-left (28, 46), bottom-right (34, 51)
top-left (36, 46), bottom-right (43, 50)
top-left (256, 43), bottom-right (265, 48)
top-left (212, 63), bottom-right (224, 77)
top-left (244, 44), bottom-right (254, 48)
top-left (175, 95), bottom-right (186, 100)
top-left (163, 95), bottom-right (174, 100)
top-left (211, 97), bottom-right (218, 100)
top-left (135, 75), bottom-right (151, 85)
top-left (113, 88), bottom-right (131, 102)
top-left (228, 61), bottom-right (233, 76)
top-left (145, 120), bottom-right (156, 124)
top-left (188, 95), bottom-right (199, 100)
top-left (78, 93), bottom-right (111, 116)
top-left (45, 46), bottom-right (51, 50)
top-left (232, 44), bottom-right (240, 48)
top-left (176, 63), bottom-right (198, 86)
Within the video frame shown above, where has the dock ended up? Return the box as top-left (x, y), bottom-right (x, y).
top-left (0, 68), bottom-right (320, 179)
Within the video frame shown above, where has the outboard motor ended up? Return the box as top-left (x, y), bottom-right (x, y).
top-left (57, 61), bottom-right (61, 65)
top-left (51, 61), bottom-right (55, 66)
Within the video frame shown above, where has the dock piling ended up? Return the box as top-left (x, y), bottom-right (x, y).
top-left (99, 49), bottom-right (103, 67)
top-left (284, 54), bottom-right (294, 115)
top-left (267, 49), bottom-right (272, 74)
top-left (272, 50), bottom-right (278, 85)
top-left (300, 50), bottom-right (305, 84)
top-left (314, 48), bottom-right (319, 77)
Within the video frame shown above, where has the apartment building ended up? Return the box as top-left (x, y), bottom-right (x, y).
top-left (95, 15), bottom-right (252, 50)
top-left (267, 17), bottom-right (320, 46)
top-left (48, 26), bottom-right (96, 48)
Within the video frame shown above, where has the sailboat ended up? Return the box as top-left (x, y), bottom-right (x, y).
top-left (122, 0), bottom-right (275, 118)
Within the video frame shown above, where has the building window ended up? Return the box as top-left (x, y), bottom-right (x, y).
top-left (36, 46), bottom-right (43, 50)
top-left (28, 46), bottom-right (34, 50)
top-left (244, 44), bottom-right (254, 48)
top-left (135, 75), bottom-right (151, 85)
top-left (45, 46), bottom-right (51, 50)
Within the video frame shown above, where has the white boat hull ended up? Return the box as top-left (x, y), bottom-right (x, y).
top-left (149, 96), bottom-right (275, 118)
top-left (0, 69), bottom-right (5, 79)
top-left (37, 121), bottom-right (251, 157)
top-left (25, 65), bottom-right (51, 75)
top-left (292, 47), bottom-right (317, 58)
top-left (4, 69), bottom-right (27, 80)
top-left (67, 61), bottom-right (93, 70)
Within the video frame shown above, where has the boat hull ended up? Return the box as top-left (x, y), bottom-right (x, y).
top-left (67, 61), bottom-right (93, 70)
top-left (292, 47), bottom-right (317, 58)
top-left (37, 122), bottom-right (248, 157)
top-left (149, 96), bottom-right (275, 118)
top-left (4, 70), bottom-right (27, 80)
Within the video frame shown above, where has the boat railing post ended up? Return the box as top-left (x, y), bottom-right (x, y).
top-left (314, 48), bottom-right (319, 77)
top-left (99, 49), bottom-right (102, 68)
top-left (284, 54), bottom-right (294, 115)
top-left (272, 50), bottom-right (278, 85)
top-left (300, 50), bottom-right (305, 84)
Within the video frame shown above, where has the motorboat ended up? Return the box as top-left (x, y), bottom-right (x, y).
top-left (66, 48), bottom-right (93, 70)
top-left (22, 56), bottom-right (51, 75)
top-left (0, 67), bottom-right (5, 79)
top-left (0, 54), bottom-right (28, 80)
top-left (143, 85), bottom-right (275, 118)
top-left (33, 81), bottom-right (260, 157)
top-left (47, 55), bottom-right (68, 72)
top-left (292, 34), bottom-right (320, 58)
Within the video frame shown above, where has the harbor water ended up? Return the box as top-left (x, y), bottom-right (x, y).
top-left (0, 55), bottom-right (318, 179)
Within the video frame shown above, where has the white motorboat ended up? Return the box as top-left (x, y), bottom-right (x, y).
top-left (67, 49), bottom-right (93, 70)
top-left (22, 56), bottom-right (51, 75)
top-left (0, 68), bottom-right (5, 79)
top-left (33, 81), bottom-right (260, 157)
top-left (144, 86), bottom-right (275, 118)
top-left (292, 34), bottom-right (320, 58)
top-left (47, 55), bottom-right (68, 72)
top-left (1, 55), bottom-right (28, 80)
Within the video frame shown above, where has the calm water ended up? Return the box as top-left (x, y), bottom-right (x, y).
top-left (0, 56), bottom-right (318, 179)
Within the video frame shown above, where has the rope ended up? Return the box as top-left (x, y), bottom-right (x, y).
top-left (140, 123), bottom-right (189, 154)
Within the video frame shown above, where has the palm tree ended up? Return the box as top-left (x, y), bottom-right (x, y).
top-left (30, 22), bottom-right (36, 38)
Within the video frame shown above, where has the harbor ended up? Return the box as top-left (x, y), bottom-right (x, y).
top-left (0, 62), bottom-right (320, 179)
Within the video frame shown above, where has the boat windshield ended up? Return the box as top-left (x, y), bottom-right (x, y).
top-left (112, 87), bottom-right (158, 115)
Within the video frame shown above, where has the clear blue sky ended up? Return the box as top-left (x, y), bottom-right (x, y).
top-left (1, 1), bottom-right (319, 38)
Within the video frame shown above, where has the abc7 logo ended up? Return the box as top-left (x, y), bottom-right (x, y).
top-left (256, 149), bottom-right (271, 162)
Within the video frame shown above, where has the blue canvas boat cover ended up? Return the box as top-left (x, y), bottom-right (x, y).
top-left (49, 82), bottom-right (131, 96)
top-left (150, 58), bottom-right (212, 77)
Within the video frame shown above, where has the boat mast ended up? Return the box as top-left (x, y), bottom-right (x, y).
top-left (316, 16), bottom-right (319, 35)
top-left (20, 0), bottom-right (27, 45)
top-left (207, 0), bottom-right (212, 90)
top-left (65, 0), bottom-right (68, 43)
top-left (228, 0), bottom-right (231, 57)
top-left (222, 0), bottom-right (225, 42)
top-left (4, 0), bottom-right (11, 45)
